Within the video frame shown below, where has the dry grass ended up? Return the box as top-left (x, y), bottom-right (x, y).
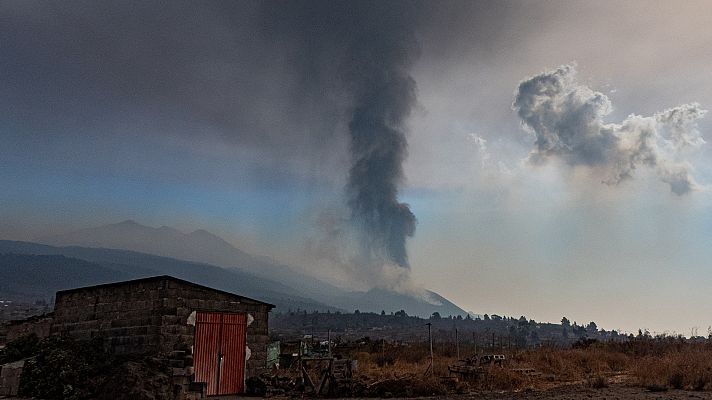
top-left (351, 351), bottom-right (450, 397)
top-left (342, 338), bottom-right (712, 395)
top-left (632, 349), bottom-right (712, 391)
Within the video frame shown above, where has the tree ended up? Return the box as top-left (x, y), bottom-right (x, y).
top-left (586, 321), bottom-right (598, 333)
top-left (483, 314), bottom-right (490, 321)
top-left (574, 324), bottom-right (587, 337)
top-left (354, 309), bottom-right (360, 314)
top-left (561, 317), bottom-right (570, 338)
top-left (381, 310), bottom-right (386, 316)
top-left (430, 312), bottom-right (441, 320)
top-left (395, 310), bottom-right (408, 317)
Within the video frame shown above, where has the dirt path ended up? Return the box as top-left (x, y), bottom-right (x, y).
top-left (344, 382), bottom-right (712, 400)
top-left (375, 383), bottom-right (712, 400)
top-left (467, 384), bottom-right (712, 399)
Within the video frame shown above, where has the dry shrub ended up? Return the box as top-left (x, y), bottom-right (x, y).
top-left (510, 346), bottom-right (630, 381)
top-left (353, 352), bottom-right (447, 398)
top-left (480, 366), bottom-right (528, 391)
top-left (355, 351), bottom-right (444, 380)
top-left (348, 337), bottom-right (712, 395)
top-left (586, 374), bottom-right (608, 389)
top-left (633, 349), bottom-right (712, 391)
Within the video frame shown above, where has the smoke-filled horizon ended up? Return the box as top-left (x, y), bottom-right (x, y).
top-left (3, 0), bottom-right (712, 334)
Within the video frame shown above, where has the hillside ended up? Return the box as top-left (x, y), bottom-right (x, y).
top-left (37, 220), bottom-right (345, 300)
top-left (34, 221), bottom-right (469, 317)
top-left (0, 241), bottom-right (332, 312)
top-left (0, 253), bottom-right (128, 302)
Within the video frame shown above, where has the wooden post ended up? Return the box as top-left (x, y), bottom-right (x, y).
top-left (473, 332), bottom-right (477, 355)
top-left (455, 328), bottom-right (460, 360)
top-left (425, 323), bottom-right (434, 375)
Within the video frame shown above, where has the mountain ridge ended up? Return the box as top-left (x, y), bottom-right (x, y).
top-left (0, 240), bottom-right (331, 312)
top-left (33, 221), bottom-right (469, 317)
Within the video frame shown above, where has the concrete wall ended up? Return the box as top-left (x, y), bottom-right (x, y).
top-left (0, 360), bottom-right (25, 397)
top-left (51, 277), bottom-right (271, 378)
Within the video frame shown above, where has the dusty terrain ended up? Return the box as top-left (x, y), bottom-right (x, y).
top-left (347, 382), bottom-right (712, 399)
top-left (466, 384), bottom-right (712, 399)
top-left (389, 378), bottom-right (712, 400)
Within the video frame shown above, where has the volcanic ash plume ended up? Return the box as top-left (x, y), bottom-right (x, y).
top-left (345, 33), bottom-right (418, 270)
top-left (513, 64), bottom-right (707, 195)
top-left (264, 1), bottom-right (421, 289)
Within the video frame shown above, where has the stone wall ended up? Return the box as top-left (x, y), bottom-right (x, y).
top-left (158, 278), bottom-right (271, 378)
top-left (0, 315), bottom-right (53, 348)
top-left (52, 278), bottom-right (167, 354)
top-left (5, 314), bottom-right (53, 343)
top-left (51, 276), bottom-right (272, 379)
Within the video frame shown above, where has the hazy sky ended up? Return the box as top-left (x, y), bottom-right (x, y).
top-left (2, 1), bottom-right (712, 334)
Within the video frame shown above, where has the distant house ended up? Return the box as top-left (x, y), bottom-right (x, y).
top-left (9, 276), bottom-right (274, 397)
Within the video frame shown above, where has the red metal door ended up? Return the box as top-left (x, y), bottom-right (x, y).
top-left (193, 312), bottom-right (247, 395)
top-left (194, 313), bottom-right (222, 395)
top-left (218, 313), bottom-right (247, 394)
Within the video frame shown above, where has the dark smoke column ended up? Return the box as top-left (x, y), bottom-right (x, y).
top-left (344, 14), bottom-right (419, 268)
top-left (258, 1), bottom-right (420, 269)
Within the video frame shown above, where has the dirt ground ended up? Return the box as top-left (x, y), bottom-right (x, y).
top-left (346, 383), bottom-right (712, 400)
top-left (465, 384), bottom-right (712, 400)
top-left (344, 373), bottom-right (712, 400)
top-left (8, 383), bottom-right (712, 400)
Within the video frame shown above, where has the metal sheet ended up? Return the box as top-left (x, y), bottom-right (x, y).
top-left (219, 313), bottom-right (247, 395)
top-left (193, 312), bottom-right (247, 396)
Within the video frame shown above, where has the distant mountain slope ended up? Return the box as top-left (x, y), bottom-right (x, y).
top-left (0, 240), bottom-right (334, 312)
top-left (38, 220), bottom-right (345, 299)
top-left (0, 253), bottom-right (129, 302)
top-left (32, 221), bottom-right (470, 317)
top-left (328, 288), bottom-right (467, 318)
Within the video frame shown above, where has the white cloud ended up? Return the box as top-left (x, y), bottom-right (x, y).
top-left (513, 64), bottom-right (707, 195)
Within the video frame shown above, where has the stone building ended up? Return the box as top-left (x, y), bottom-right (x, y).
top-left (50, 275), bottom-right (274, 396)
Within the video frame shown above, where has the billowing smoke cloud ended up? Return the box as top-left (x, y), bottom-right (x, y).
top-left (263, 2), bottom-right (422, 285)
top-left (344, 24), bottom-right (418, 269)
top-left (513, 64), bottom-right (707, 195)
top-left (258, 1), bottom-right (421, 270)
